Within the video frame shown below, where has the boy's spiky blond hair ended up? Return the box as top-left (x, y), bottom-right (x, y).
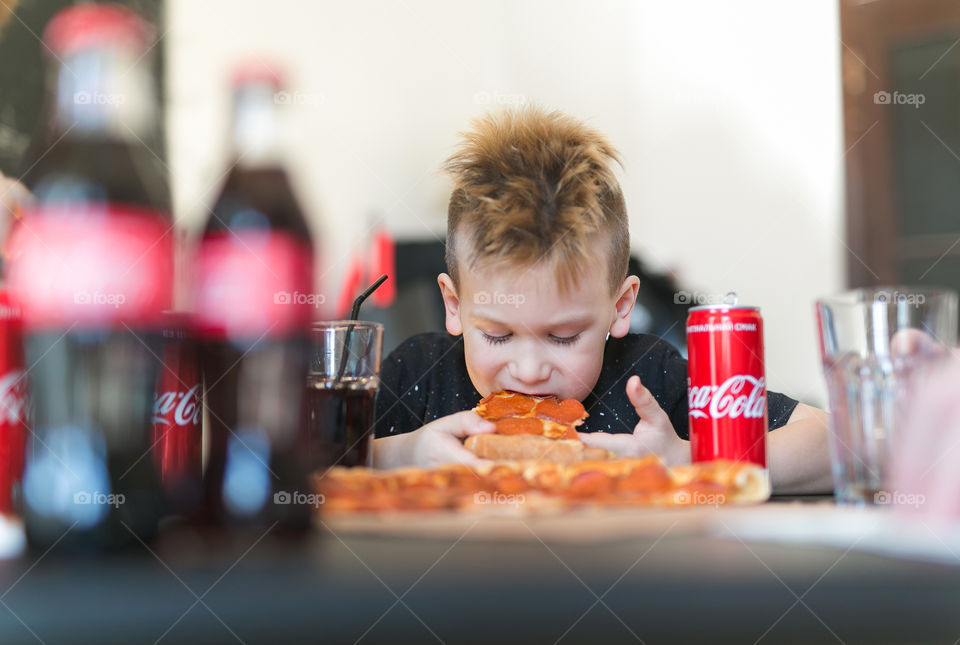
top-left (443, 106), bottom-right (629, 295)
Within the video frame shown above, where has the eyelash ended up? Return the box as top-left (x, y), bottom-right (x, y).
top-left (480, 332), bottom-right (581, 346)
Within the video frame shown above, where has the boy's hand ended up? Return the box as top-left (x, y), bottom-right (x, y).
top-left (579, 375), bottom-right (690, 465)
top-left (373, 411), bottom-right (495, 469)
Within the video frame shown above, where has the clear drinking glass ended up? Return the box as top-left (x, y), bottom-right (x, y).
top-left (816, 287), bottom-right (958, 505)
top-left (306, 321), bottom-right (383, 470)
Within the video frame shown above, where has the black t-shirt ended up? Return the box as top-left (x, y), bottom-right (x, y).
top-left (374, 332), bottom-right (798, 439)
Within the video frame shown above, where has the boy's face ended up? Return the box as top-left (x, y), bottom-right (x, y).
top-left (438, 236), bottom-right (639, 402)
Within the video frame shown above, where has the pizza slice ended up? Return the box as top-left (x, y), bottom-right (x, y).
top-left (466, 390), bottom-right (614, 463)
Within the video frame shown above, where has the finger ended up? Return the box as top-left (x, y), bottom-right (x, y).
top-left (430, 410), bottom-right (495, 438)
top-left (452, 453), bottom-right (493, 468)
top-left (579, 431), bottom-right (622, 450)
top-left (890, 328), bottom-right (946, 359)
top-left (626, 375), bottom-right (671, 428)
top-left (441, 438), bottom-right (492, 467)
top-left (579, 431), bottom-right (649, 458)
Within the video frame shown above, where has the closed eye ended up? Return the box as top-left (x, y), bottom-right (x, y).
top-left (481, 331), bottom-right (511, 345)
top-left (550, 333), bottom-right (581, 346)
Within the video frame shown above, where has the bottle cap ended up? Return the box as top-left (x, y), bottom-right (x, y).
top-left (44, 4), bottom-right (152, 58)
top-left (231, 60), bottom-right (285, 90)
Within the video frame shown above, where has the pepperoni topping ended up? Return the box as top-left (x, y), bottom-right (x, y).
top-left (568, 470), bottom-right (615, 497)
top-left (474, 390), bottom-right (588, 441)
top-left (534, 398), bottom-right (587, 424)
top-left (616, 464), bottom-right (672, 494)
top-left (476, 393), bottom-right (537, 419)
top-left (494, 417), bottom-right (547, 435)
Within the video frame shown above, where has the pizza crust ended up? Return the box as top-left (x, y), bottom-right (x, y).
top-left (465, 434), bottom-right (597, 464)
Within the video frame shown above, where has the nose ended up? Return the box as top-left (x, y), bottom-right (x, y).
top-left (508, 350), bottom-right (551, 386)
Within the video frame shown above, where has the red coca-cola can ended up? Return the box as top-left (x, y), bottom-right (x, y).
top-left (686, 297), bottom-right (767, 469)
top-left (152, 312), bottom-right (203, 515)
top-left (0, 290), bottom-right (27, 516)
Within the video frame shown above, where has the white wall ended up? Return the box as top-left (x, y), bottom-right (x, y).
top-left (166, 0), bottom-right (844, 406)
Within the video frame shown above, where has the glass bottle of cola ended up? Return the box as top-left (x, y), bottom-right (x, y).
top-left (193, 65), bottom-right (315, 533)
top-left (6, 5), bottom-right (171, 551)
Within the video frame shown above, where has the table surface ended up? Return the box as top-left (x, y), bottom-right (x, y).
top-left (0, 497), bottom-right (957, 645)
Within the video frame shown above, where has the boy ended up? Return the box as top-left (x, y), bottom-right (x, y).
top-left (373, 107), bottom-right (831, 494)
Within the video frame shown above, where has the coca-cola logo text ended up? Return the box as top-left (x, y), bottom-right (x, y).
top-left (0, 371), bottom-right (27, 425)
top-left (688, 375), bottom-right (766, 420)
top-left (152, 384), bottom-right (201, 427)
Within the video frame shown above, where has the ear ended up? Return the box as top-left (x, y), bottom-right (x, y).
top-left (437, 273), bottom-right (463, 336)
top-left (609, 275), bottom-right (640, 338)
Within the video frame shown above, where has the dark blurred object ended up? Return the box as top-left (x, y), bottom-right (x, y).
top-left (0, 0), bottom-right (165, 179)
top-left (627, 255), bottom-right (689, 353)
top-left (9, 3), bottom-right (171, 552)
top-left (151, 312), bottom-right (203, 517)
top-left (0, 288), bottom-right (27, 517)
top-left (362, 240), bottom-right (690, 355)
top-left (0, 0), bottom-right (17, 34)
top-left (194, 63), bottom-right (315, 534)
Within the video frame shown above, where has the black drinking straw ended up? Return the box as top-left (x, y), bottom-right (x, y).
top-left (335, 274), bottom-right (388, 383)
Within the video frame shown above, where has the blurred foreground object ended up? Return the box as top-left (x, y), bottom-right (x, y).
top-left (6, 4), bottom-right (171, 552)
top-left (193, 62), bottom-right (316, 534)
top-left (816, 287), bottom-right (958, 506)
top-left (151, 312), bottom-right (203, 517)
top-left (891, 352), bottom-right (960, 524)
top-left (0, 171), bottom-right (30, 254)
top-left (0, 0), bottom-right (15, 35)
top-left (0, 289), bottom-right (26, 518)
